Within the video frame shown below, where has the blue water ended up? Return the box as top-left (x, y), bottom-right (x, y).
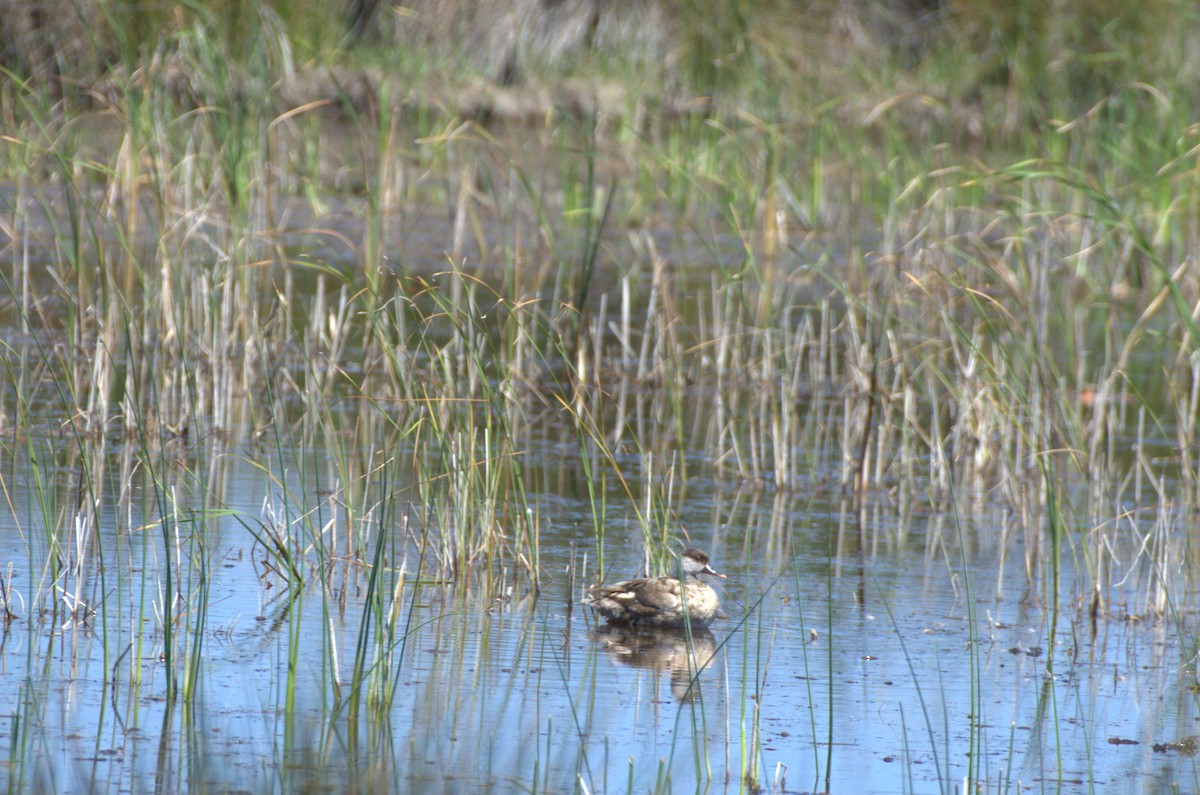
top-left (1, 447), bottom-right (1198, 794)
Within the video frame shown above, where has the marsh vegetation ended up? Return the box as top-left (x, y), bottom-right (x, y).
top-left (3, 0), bottom-right (1200, 791)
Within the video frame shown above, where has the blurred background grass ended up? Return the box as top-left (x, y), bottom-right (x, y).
top-left (2, 0), bottom-right (1194, 150)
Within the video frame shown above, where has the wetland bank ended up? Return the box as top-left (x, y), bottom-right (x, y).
top-left (3, 1), bottom-right (1200, 792)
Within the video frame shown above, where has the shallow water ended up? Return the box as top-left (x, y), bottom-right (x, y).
top-left (2, 444), bottom-right (1198, 795)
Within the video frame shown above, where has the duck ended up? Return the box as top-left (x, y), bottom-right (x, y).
top-left (586, 548), bottom-right (725, 629)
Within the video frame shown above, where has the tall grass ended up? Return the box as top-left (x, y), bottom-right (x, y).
top-left (9, 0), bottom-right (1200, 643)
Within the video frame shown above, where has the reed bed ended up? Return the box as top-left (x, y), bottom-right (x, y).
top-left (6, 129), bottom-right (1194, 599)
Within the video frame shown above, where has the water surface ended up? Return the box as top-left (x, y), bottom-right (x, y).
top-left (2, 445), bottom-right (1197, 794)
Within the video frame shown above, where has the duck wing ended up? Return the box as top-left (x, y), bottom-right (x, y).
top-left (595, 577), bottom-right (682, 616)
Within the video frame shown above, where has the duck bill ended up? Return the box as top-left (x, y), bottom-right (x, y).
top-left (704, 565), bottom-right (726, 579)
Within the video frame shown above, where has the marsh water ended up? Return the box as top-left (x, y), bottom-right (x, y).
top-left (2, 426), bottom-right (1198, 794)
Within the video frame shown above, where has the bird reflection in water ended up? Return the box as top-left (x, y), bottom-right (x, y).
top-left (590, 624), bottom-right (719, 703)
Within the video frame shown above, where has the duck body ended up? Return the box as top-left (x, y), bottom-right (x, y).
top-left (587, 548), bottom-right (725, 629)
